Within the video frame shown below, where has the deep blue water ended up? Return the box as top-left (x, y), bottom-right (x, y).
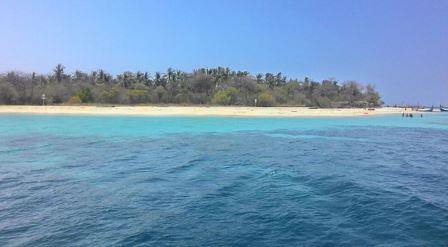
top-left (0, 113), bottom-right (447, 246)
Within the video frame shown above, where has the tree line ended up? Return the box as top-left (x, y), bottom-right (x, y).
top-left (0, 64), bottom-right (382, 107)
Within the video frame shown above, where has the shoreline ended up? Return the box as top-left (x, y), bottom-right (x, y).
top-left (0, 105), bottom-right (414, 117)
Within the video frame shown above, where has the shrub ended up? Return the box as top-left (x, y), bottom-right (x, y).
top-left (127, 89), bottom-right (150, 104)
top-left (212, 87), bottom-right (239, 105)
top-left (212, 90), bottom-right (231, 105)
top-left (75, 88), bottom-right (93, 103)
top-left (152, 86), bottom-right (170, 103)
top-left (258, 92), bottom-right (274, 107)
top-left (315, 96), bottom-right (331, 108)
top-left (173, 93), bottom-right (189, 104)
top-left (273, 88), bottom-right (288, 105)
top-left (188, 92), bottom-right (209, 104)
top-left (66, 95), bottom-right (82, 105)
top-left (45, 83), bottom-right (69, 104)
top-left (101, 87), bottom-right (120, 103)
top-left (225, 87), bottom-right (239, 104)
top-left (0, 83), bottom-right (19, 104)
top-left (291, 93), bottom-right (310, 106)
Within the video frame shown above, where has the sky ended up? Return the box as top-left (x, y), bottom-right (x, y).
top-left (0, 0), bottom-right (447, 105)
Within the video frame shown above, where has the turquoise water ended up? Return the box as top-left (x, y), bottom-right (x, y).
top-left (0, 113), bottom-right (447, 246)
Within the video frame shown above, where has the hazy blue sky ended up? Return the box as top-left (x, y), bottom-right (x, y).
top-left (0, 0), bottom-right (447, 104)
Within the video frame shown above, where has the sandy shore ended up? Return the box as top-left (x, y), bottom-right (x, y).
top-left (0, 105), bottom-right (414, 117)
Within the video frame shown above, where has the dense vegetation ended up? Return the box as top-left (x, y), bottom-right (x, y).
top-left (0, 64), bottom-right (382, 107)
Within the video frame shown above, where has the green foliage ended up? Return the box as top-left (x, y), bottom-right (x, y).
top-left (100, 87), bottom-right (120, 103)
top-left (258, 92), bottom-right (274, 107)
top-left (127, 89), bottom-right (150, 104)
top-left (0, 65), bottom-right (383, 107)
top-left (366, 84), bottom-right (382, 106)
top-left (314, 96), bottom-right (332, 108)
top-left (0, 82), bottom-right (19, 104)
top-left (212, 90), bottom-right (231, 105)
top-left (291, 93), bottom-right (310, 106)
top-left (272, 88), bottom-right (288, 105)
top-left (66, 95), bottom-right (82, 105)
top-left (212, 87), bottom-right (239, 105)
top-left (153, 86), bottom-right (169, 103)
top-left (53, 64), bottom-right (66, 82)
top-left (75, 88), bottom-right (93, 103)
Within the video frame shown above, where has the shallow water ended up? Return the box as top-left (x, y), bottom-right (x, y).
top-left (0, 113), bottom-right (447, 246)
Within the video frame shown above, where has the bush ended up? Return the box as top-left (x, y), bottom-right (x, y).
top-left (152, 86), bottom-right (170, 103)
top-left (173, 93), bottom-right (189, 104)
top-left (127, 89), bottom-right (150, 104)
top-left (100, 87), bottom-right (120, 103)
top-left (212, 90), bottom-right (231, 105)
top-left (315, 96), bottom-right (331, 108)
top-left (188, 92), bottom-right (209, 104)
top-left (258, 92), bottom-right (274, 107)
top-left (66, 95), bottom-right (82, 105)
top-left (291, 93), bottom-right (310, 106)
top-left (212, 87), bottom-right (239, 105)
top-left (273, 88), bottom-right (288, 105)
top-left (75, 88), bottom-right (93, 103)
top-left (225, 87), bottom-right (239, 104)
top-left (45, 83), bottom-right (69, 104)
top-left (0, 83), bottom-right (19, 104)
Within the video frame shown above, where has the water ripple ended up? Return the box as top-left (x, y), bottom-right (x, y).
top-left (0, 115), bottom-right (448, 246)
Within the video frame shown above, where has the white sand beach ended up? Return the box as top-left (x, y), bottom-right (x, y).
top-left (0, 105), bottom-right (414, 117)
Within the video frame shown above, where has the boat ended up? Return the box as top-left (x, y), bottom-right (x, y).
top-left (419, 106), bottom-right (434, 112)
top-left (440, 105), bottom-right (448, 112)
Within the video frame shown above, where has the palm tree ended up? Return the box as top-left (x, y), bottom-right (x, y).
top-left (256, 73), bottom-right (263, 84)
top-left (53, 64), bottom-right (65, 82)
top-left (167, 68), bottom-right (175, 85)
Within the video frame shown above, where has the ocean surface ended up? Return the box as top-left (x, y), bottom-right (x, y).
top-left (0, 113), bottom-right (447, 246)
